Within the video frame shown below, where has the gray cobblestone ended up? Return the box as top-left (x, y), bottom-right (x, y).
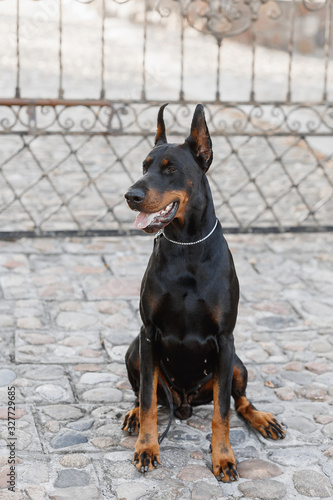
top-left (293, 469), bottom-right (333, 497)
top-left (60, 454), bottom-right (90, 468)
top-left (25, 485), bottom-right (46, 500)
top-left (51, 431), bottom-right (89, 450)
top-left (0, 233), bottom-right (332, 499)
top-left (49, 486), bottom-right (100, 500)
top-left (0, 369), bottom-right (16, 386)
top-left (54, 469), bottom-right (90, 488)
top-left (238, 479), bottom-right (287, 499)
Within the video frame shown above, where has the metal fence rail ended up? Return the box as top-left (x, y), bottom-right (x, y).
top-left (0, 0), bottom-right (332, 236)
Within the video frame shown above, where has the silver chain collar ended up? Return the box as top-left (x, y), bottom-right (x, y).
top-left (156, 218), bottom-right (219, 246)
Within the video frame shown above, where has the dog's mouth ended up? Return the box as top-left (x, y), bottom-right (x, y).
top-left (134, 201), bottom-right (179, 233)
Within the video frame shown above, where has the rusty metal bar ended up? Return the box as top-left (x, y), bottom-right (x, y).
top-left (323, 0), bottom-right (332, 101)
top-left (0, 98), bottom-right (112, 106)
top-left (215, 39), bottom-right (222, 102)
top-left (287, 0), bottom-right (296, 103)
top-left (3, 130), bottom-right (333, 138)
top-left (58, 0), bottom-right (64, 98)
top-left (141, 0), bottom-right (148, 100)
top-left (250, 19), bottom-right (257, 102)
top-left (1, 98), bottom-right (330, 107)
top-left (15, 0), bottom-right (20, 98)
top-left (100, 0), bottom-right (106, 99)
top-left (179, 13), bottom-right (185, 101)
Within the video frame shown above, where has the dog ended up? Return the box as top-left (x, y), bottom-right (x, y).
top-left (122, 104), bottom-right (285, 481)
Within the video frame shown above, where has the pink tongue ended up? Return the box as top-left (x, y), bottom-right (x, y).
top-left (135, 211), bottom-right (159, 229)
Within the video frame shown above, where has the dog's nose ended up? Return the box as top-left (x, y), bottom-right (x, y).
top-left (125, 187), bottom-right (145, 205)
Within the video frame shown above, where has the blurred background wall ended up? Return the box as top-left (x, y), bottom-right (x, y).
top-left (0, 0), bottom-right (332, 235)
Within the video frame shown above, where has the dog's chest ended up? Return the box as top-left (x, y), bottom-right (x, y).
top-left (143, 266), bottom-right (224, 337)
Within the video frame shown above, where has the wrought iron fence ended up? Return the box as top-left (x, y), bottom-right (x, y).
top-left (0, 0), bottom-right (332, 236)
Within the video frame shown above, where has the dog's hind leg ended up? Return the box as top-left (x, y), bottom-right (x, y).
top-left (232, 354), bottom-right (286, 440)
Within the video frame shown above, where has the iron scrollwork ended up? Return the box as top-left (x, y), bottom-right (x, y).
top-left (185, 0), bottom-right (263, 40)
top-left (1, 102), bottom-right (333, 136)
top-left (302, 0), bottom-right (327, 12)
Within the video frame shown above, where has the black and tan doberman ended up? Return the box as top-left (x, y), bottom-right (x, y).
top-left (123, 104), bottom-right (285, 481)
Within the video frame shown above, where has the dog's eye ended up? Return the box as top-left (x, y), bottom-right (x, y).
top-left (166, 165), bottom-right (176, 174)
top-left (143, 157), bottom-right (153, 174)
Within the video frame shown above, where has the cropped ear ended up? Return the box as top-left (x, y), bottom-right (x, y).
top-left (154, 103), bottom-right (169, 146)
top-left (185, 104), bottom-right (213, 171)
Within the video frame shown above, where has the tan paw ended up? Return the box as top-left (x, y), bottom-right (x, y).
top-left (122, 407), bottom-right (140, 434)
top-left (211, 448), bottom-right (238, 482)
top-left (251, 411), bottom-right (286, 440)
top-left (133, 437), bottom-right (160, 473)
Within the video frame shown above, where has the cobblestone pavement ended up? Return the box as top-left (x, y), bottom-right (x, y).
top-left (0, 232), bottom-right (333, 500)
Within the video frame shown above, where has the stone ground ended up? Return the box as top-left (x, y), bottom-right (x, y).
top-left (0, 232), bottom-right (332, 499)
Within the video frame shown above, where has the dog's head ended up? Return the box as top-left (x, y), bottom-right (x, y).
top-left (125, 104), bottom-right (213, 233)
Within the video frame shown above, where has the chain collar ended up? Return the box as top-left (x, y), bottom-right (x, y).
top-left (155, 218), bottom-right (219, 246)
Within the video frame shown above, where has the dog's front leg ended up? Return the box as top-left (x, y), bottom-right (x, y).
top-left (133, 326), bottom-right (160, 473)
top-left (211, 333), bottom-right (238, 482)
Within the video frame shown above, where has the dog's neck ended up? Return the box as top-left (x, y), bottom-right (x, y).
top-left (163, 176), bottom-right (217, 244)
